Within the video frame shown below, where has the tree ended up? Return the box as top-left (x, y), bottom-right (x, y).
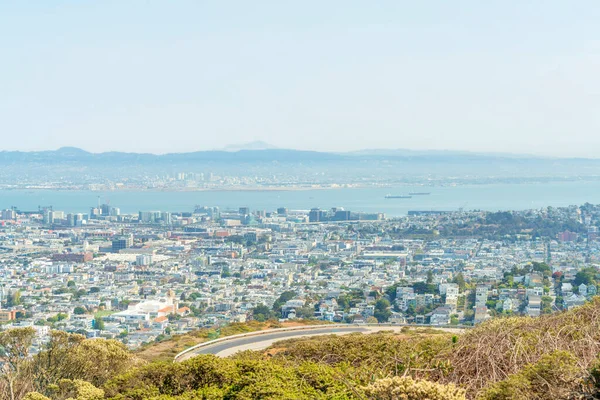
top-left (541, 296), bottom-right (553, 314)
top-left (552, 271), bottom-right (563, 280)
top-left (73, 306), bottom-right (86, 315)
top-left (337, 295), bottom-right (349, 310)
top-left (272, 291), bottom-right (297, 312)
top-left (574, 267), bottom-right (597, 286)
top-left (220, 266), bottom-right (231, 278)
top-left (452, 273), bottom-right (467, 292)
top-left (374, 298), bottom-right (391, 323)
top-left (426, 270), bottom-right (434, 284)
top-left (67, 280), bottom-right (76, 288)
top-left (486, 299), bottom-right (497, 310)
top-left (296, 305), bottom-right (315, 319)
top-left (30, 331), bottom-right (86, 394)
top-left (384, 280), bottom-right (409, 302)
top-left (337, 289), bottom-right (364, 310)
top-left (6, 290), bottom-right (21, 307)
top-left (252, 304), bottom-right (273, 322)
top-left (412, 282), bottom-right (437, 295)
top-left (531, 262), bottom-right (551, 274)
top-left (31, 332), bottom-right (137, 392)
top-left (94, 317), bottom-right (105, 331)
top-left (0, 328), bottom-right (36, 400)
top-left (47, 313), bottom-right (68, 324)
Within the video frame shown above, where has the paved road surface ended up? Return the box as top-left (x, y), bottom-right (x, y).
top-left (178, 325), bottom-right (463, 360)
top-left (189, 326), bottom-right (370, 358)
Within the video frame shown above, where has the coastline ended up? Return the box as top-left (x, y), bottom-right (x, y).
top-left (1, 176), bottom-right (599, 193)
top-left (1, 180), bottom-right (599, 217)
top-left (0, 184), bottom-right (388, 193)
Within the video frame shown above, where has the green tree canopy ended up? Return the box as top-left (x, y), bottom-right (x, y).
top-left (252, 304), bottom-right (273, 322)
top-left (574, 267), bottom-right (597, 286)
top-left (374, 298), bottom-right (391, 322)
top-left (73, 307), bottom-right (86, 315)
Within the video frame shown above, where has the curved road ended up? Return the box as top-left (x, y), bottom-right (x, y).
top-left (177, 325), bottom-right (464, 361)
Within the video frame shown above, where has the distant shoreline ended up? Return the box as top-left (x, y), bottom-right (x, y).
top-left (0, 177), bottom-right (599, 193)
top-left (0, 185), bottom-right (379, 193)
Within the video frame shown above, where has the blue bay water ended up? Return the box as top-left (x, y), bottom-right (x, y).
top-left (0, 181), bottom-right (599, 216)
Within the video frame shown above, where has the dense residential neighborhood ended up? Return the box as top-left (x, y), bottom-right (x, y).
top-left (1, 203), bottom-right (599, 353)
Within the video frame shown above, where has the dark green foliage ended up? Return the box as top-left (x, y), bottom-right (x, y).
top-left (452, 273), bottom-right (466, 292)
top-left (384, 280), bottom-right (408, 303)
top-left (427, 270), bottom-right (434, 284)
top-left (272, 291), bottom-right (297, 312)
top-left (374, 299), bottom-right (391, 322)
top-left (94, 317), bottom-right (105, 330)
top-left (251, 304), bottom-right (273, 322)
top-left (412, 282), bottom-right (438, 295)
top-left (574, 267), bottom-right (598, 286)
top-left (541, 296), bottom-right (553, 314)
top-left (104, 354), bottom-right (355, 400)
top-left (337, 289), bottom-right (365, 311)
top-left (6, 290), bottom-right (22, 307)
top-left (531, 262), bottom-right (551, 274)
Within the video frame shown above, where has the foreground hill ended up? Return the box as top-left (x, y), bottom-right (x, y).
top-left (6, 298), bottom-right (600, 399)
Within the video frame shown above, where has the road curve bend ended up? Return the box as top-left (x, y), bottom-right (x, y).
top-left (175, 324), bottom-right (465, 361)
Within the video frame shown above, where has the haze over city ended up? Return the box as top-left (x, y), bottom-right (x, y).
top-left (2, 1), bottom-right (600, 156)
top-left (4, 3), bottom-right (600, 400)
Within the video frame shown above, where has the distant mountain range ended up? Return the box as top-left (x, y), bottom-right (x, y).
top-left (0, 146), bottom-right (596, 166)
top-left (0, 146), bottom-right (339, 164)
top-left (2, 145), bottom-right (600, 185)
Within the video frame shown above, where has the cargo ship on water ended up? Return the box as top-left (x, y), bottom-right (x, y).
top-left (385, 194), bottom-right (412, 199)
top-left (408, 192), bottom-right (431, 195)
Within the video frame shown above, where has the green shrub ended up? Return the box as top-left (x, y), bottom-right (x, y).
top-left (478, 351), bottom-right (581, 400)
top-left (104, 354), bottom-right (355, 400)
top-left (269, 331), bottom-right (453, 384)
top-left (23, 394), bottom-right (51, 400)
top-left (363, 377), bottom-right (466, 400)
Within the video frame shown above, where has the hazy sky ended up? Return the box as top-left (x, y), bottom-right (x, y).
top-left (1, 1), bottom-right (599, 156)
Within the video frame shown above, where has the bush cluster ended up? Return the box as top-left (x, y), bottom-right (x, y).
top-left (9, 298), bottom-right (600, 399)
